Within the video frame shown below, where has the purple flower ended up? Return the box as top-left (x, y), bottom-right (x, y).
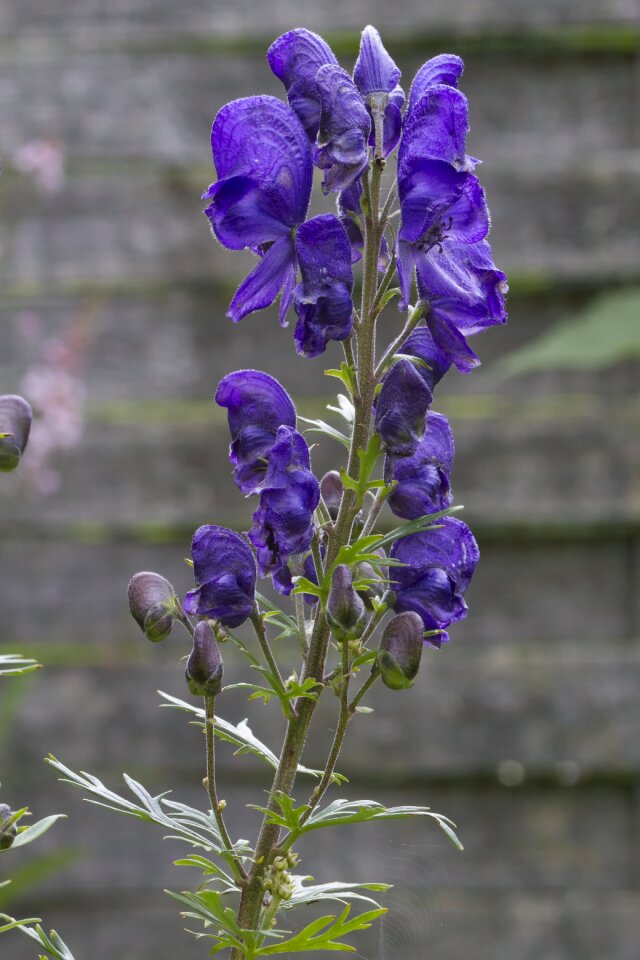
top-left (267, 29), bottom-right (338, 140)
top-left (375, 358), bottom-right (432, 456)
top-left (215, 370), bottom-right (296, 495)
top-left (313, 64), bottom-right (371, 194)
top-left (249, 426), bottom-right (320, 592)
top-left (337, 177), bottom-right (390, 268)
top-left (390, 517), bottom-right (479, 646)
top-left (0, 394), bottom-right (32, 472)
top-left (385, 411), bottom-right (454, 520)
top-left (184, 525), bottom-right (257, 627)
top-left (293, 214), bottom-right (354, 357)
top-left (353, 25), bottom-right (405, 157)
top-left (203, 96), bottom-right (312, 323)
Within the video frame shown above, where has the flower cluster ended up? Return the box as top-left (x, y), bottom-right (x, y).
top-left (124, 27), bottom-right (508, 958)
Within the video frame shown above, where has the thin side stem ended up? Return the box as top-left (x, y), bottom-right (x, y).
top-left (250, 611), bottom-right (293, 720)
top-left (204, 695), bottom-right (247, 885)
top-left (349, 665), bottom-right (380, 713)
top-left (374, 303), bottom-right (426, 379)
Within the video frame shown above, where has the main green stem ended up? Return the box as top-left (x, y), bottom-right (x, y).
top-left (230, 159), bottom-right (386, 956)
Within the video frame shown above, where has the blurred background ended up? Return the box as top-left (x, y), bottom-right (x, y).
top-left (1, 1), bottom-right (639, 958)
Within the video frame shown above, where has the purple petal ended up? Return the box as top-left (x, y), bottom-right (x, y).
top-left (407, 54), bottom-right (464, 114)
top-left (267, 29), bottom-right (338, 140)
top-left (396, 238), bottom-right (416, 310)
top-left (425, 309), bottom-right (480, 373)
top-left (416, 237), bottom-right (508, 335)
top-left (353, 25), bottom-right (401, 96)
top-left (293, 214), bottom-right (354, 357)
top-left (402, 326), bottom-right (452, 391)
top-left (215, 369), bottom-right (296, 494)
top-left (375, 357), bottom-right (433, 456)
top-left (398, 158), bottom-right (489, 247)
top-left (227, 235), bottom-right (297, 323)
top-left (313, 65), bottom-right (371, 194)
top-left (385, 411), bottom-right (455, 520)
top-left (399, 85), bottom-right (472, 173)
top-left (205, 175), bottom-right (291, 251)
top-left (210, 96), bottom-right (312, 232)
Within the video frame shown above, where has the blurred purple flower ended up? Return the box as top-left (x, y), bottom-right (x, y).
top-left (385, 411), bottom-right (454, 520)
top-left (215, 370), bottom-right (296, 495)
top-left (184, 525), bottom-right (256, 627)
top-left (390, 517), bottom-right (479, 646)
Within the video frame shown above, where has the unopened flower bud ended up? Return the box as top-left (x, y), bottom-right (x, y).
top-left (320, 470), bottom-right (343, 520)
top-left (377, 612), bottom-right (424, 690)
top-left (128, 571), bottom-right (177, 642)
top-left (0, 803), bottom-right (18, 851)
top-left (0, 395), bottom-right (32, 472)
top-left (185, 620), bottom-right (223, 697)
top-left (327, 564), bottom-right (367, 643)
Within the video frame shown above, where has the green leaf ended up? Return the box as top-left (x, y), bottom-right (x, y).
top-left (497, 287), bottom-right (640, 375)
top-left (3, 919), bottom-right (76, 960)
top-left (373, 504), bottom-right (463, 554)
top-left (284, 876), bottom-right (391, 909)
top-left (12, 815), bottom-right (67, 850)
top-left (158, 692), bottom-right (324, 779)
top-left (326, 394), bottom-right (355, 424)
top-left (324, 361), bottom-right (358, 398)
top-left (0, 654), bottom-right (42, 677)
top-left (257, 904), bottom-right (387, 955)
top-left (339, 434), bottom-right (384, 507)
top-left (302, 798), bottom-right (463, 849)
top-left (298, 417), bottom-right (350, 450)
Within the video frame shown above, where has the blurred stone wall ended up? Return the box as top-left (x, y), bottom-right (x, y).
top-left (1, 2), bottom-right (639, 958)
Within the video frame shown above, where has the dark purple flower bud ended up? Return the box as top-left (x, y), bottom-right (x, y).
top-left (215, 370), bottom-right (296, 495)
top-left (407, 54), bottom-right (464, 116)
top-left (293, 214), bottom-right (354, 358)
top-left (320, 469), bottom-right (343, 520)
top-left (385, 411), bottom-right (454, 520)
top-left (390, 517), bottom-right (479, 646)
top-left (0, 803), bottom-right (18, 850)
top-left (185, 620), bottom-right (223, 698)
top-left (267, 29), bottom-right (339, 140)
top-left (313, 65), bottom-right (371, 195)
top-left (375, 358), bottom-right (432, 456)
top-left (184, 526), bottom-right (256, 628)
top-left (377, 611), bottom-right (424, 690)
top-left (353, 25), bottom-right (405, 157)
top-left (0, 395), bottom-right (32, 472)
top-left (326, 564), bottom-right (367, 642)
top-left (337, 177), bottom-right (390, 268)
top-left (128, 571), bottom-right (177, 643)
top-left (249, 427), bottom-right (320, 593)
top-left (204, 96), bottom-right (312, 323)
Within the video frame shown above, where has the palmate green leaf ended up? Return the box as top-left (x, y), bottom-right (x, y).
top-left (340, 434), bottom-right (384, 507)
top-left (45, 756), bottom-right (245, 874)
top-left (255, 591), bottom-right (299, 641)
top-left (257, 904), bottom-right (387, 955)
top-left (159, 692), bottom-right (325, 779)
top-left (303, 799), bottom-right (463, 850)
top-left (11, 815), bottom-right (67, 850)
top-left (284, 876), bottom-right (391, 910)
top-left (324, 362), bottom-right (357, 398)
top-left (0, 654), bottom-right (42, 677)
top-left (166, 888), bottom-right (246, 954)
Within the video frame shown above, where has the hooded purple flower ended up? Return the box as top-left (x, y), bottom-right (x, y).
top-left (184, 525), bottom-right (256, 627)
top-left (406, 53), bottom-right (464, 116)
top-left (314, 64), bottom-right (371, 194)
top-left (267, 29), bottom-right (339, 140)
top-left (215, 370), bottom-right (296, 494)
top-left (375, 358), bottom-right (432, 456)
top-left (353, 25), bottom-right (405, 157)
top-left (385, 411), bottom-right (454, 520)
top-left (249, 426), bottom-right (320, 593)
top-left (203, 96), bottom-right (312, 323)
top-left (390, 517), bottom-right (479, 647)
top-left (293, 214), bottom-right (354, 357)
